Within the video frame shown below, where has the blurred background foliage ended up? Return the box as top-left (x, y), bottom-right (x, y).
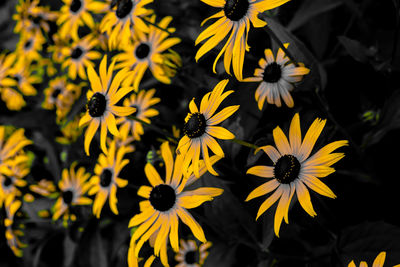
top-left (1, 0), bottom-right (400, 266)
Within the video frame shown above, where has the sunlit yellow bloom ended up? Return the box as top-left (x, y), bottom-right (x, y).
top-left (61, 35), bottom-right (101, 80)
top-left (175, 239), bottom-right (212, 267)
top-left (246, 113), bottom-right (348, 236)
top-left (87, 21), bottom-right (109, 51)
top-left (117, 88), bottom-right (160, 141)
top-left (0, 88), bottom-right (26, 111)
top-left (48, 32), bottom-right (70, 63)
top-left (56, 116), bottom-right (84, 145)
top-left (13, 0), bottom-right (57, 35)
top-left (114, 15), bottom-right (181, 90)
top-left (128, 142), bottom-right (223, 267)
top-left (42, 76), bottom-right (82, 122)
top-left (0, 126), bottom-right (32, 178)
top-left (4, 194), bottom-right (26, 257)
top-left (88, 140), bottom-right (129, 218)
top-left (348, 251), bottom-right (400, 267)
top-left (15, 30), bottom-right (45, 64)
top-left (244, 44), bottom-right (310, 109)
top-left (100, 0), bottom-right (153, 49)
top-left (195, 0), bottom-right (290, 80)
top-left (176, 79), bottom-right (239, 178)
top-left (0, 160), bottom-right (29, 205)
top-left (79, 55), bottom-right (135, 155)
top-left (7, 59), bottom-right (40, 97)
top-left (57, 0), bottom-right (107, 40)
top-left (52, 162), bottom-right (92, 223)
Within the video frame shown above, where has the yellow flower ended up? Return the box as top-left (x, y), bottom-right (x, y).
top-left (57, 0), bottom-right (107, 40)
top-left (114, 15), bottom-right (181, 90)
top-left (7, 58), bottom-right (40, 97)
top-left (195, 0), bottom-right (290, 80)
top-left (61, 35), bottom-right (101, 80)
top-left (348, 251), bottom-right (400, 267)
top-left (79, 55), bottom-right (136, 155)
top-left (52, 162), bottom-right (92, 222)
top-left (175, 240), bottom-right (212, 267)
top-left (3, 194), bottom-right (26, 257)
top-left (0, 127), bottom-right (32, 178)
top-left (0, 160), bottom-right (29, 206)
top-left (0, 88), bottom-right (26, 110)
top-left (128, 142), bottom-right (223, 267)
top-left (15, 30), bottom-right (45, 64)
top-left (176, 79), bottom-right (239, 178)
top-left (29, 179), bottom-right (57, 197)
top-left (100, 0), bottom-right (153, 49)
top-left (88, 140), bottom-right (129, 218)
top-left (244, 44), bottom-right (310, 109)
top-left (246, 113), bottom-right (348, 236)
top-left (42, 77), bottom-right (82, 122)
top-left (117, 88), bottom-right (160, 141)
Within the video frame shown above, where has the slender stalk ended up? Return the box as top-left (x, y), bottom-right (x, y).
top-left (232, 138), bottom-right (259, 150)
top-left (128, 116), bottom-right (178, 144)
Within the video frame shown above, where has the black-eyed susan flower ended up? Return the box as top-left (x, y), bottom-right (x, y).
top-left (195, 0), bottom-right (290, 80)
top-left (52, 162), bottom-right (92, 224)
top-left (348, 251), bottom-right (400, 267)
top-left (175, 239), bottom-right (212, 267)
top-left (42, 77), bottom-right (82, 122)
top-left (7, 60), bottom-right (40, 97)
top-left (3, 194), bottom-right (26, 257)
top-left (0, 127), bottom-right (32, 177)
top-left (87, 21), bottom-right (109, 51)
top-left (57, 0), bottom-right (107, 40)
top-left (15, 31), bottom-right (45, 64)
top-left (246, 113), bottom-right (348, 236)
top-left (114, 15), bottom-right (181, 90)
top-left (244, 44), bottom-right (310, 109)
top-left (79, 55), bottom-right (135, 155)
top-left (61, 35), bottom-right (101, 80)
top-left (117, 88), bottom-right (160, 141)
top-left (128, 142), bottom-right (223, 266)
top-left (88, 140), bottom-right (129, 218)
top-left (176, 79), bottom-right (239, 178)
top-left (100, 0), bottom-right (153, 49)
top-left (0, 161), bottom-right (29, 204)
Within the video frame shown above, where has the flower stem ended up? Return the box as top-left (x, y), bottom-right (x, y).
top-left (231, 138), bottom-right (259, 150)
top-left (128, 116), bottom-right (178, 144)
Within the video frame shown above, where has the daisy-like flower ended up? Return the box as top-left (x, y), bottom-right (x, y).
top-left (246, 113), bottom-right (348, 236)
top-left (244, 44), bottom-right (310, 109)
top-left (117, 88), bottom-right (160, 141)
top-left (87, 140), bottom-right (129, 218)
top-left (52, 162), bottom-right (92, 223)
top-left (195, 0), bottom-right (290, 80)
top-left (348, 251), bottom-right (400, 267)
top-left (15, 31), bottom-right (45, 64)
top-left (175, 240), bottom-right (212, 267)
top-left (176, 79), bottom-right (239, 178)
top-left (128, 142), bottom-right (223, 266)
top-left (114, 15), bottom-right (181, 90)
top-left (79, 55), bottom-right (135, 155)
top-left (0, 161), bottom-right (29, 205)
top-left (61, 35), bottom-right (101, 80)
top-left (7, 59), bottom-right (40, 97)
top-left (0, 88), bottom-right (26, 111)
top-left (100, 0), bottom-right (153, 49)
top-left (0, 127), bottom-right (32, 178)
top-left (3, 194), bottom-right (26, 257)
top-left (42, 77), bottom-right (82, 122)
top-left (57, 0), bottom-right (107, 40)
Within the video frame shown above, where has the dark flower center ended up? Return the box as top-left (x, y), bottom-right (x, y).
top-left (135, 43), bottom-right (150, 59)
top-left (71, 47), bottom-right (83, 59)
top-left (24, 40), bottom-right (33, 50)
top-left (263, 62), bottom-right (282, 83)
top-left (183, 112), bottom-right (207, 139)
top-left (52, 88), bottom-right (62, 99)
top-left (274, 155), bottom-right (301, 184)
top-left (131, 104), bottom-right (139, 116)
top-left (32, 15), bottom-right (42, 25)
top-left (149, 184), bottom-right (176, 212)
top-left (116, 0), bottom-right (133, 19)
top-left (87, 92), bottom-right (107, 117)
top-left (62, 190), bottom-right (74, 205)
top-left (110, 0), bottom-right (118, 8)
top-left (3, 176), bottom-right (12, 187)
top-left (185, 250), bottom-right (198, 264)
top-left (70, 0), bottom-right (82, 13)
top-left (224, 0), bottom-right (249, 21)
top-left (100, 169), bottom-right (113, 187)
top-left (14, 75), bottom-right (21, 84)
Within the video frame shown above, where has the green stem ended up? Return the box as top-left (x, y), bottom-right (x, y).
top-left (231, 138), bottom-right (259, 150)
top-left (128, 116), bottom-right (178, 144)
